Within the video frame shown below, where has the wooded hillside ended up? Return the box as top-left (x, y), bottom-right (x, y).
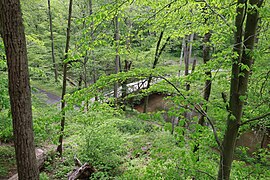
top-left (0, 0), bottom-right (269, 179)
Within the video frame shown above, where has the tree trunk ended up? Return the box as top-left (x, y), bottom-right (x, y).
top-left (178, 37), bottom-right (185, 76)
top-left (81, 0), bottom-right (94, 90)
top-left (57, 0), bottom-right (73, 157)
top-left (185, 34), bottom-right (194, 91)
top-left (191, 59), bottom-right (196, 73)
top-left (93, 68), bottom-right (98, 101)
top-left (114, 14), bottom-right (120, 99)
top-left (89, 0), bottom-right (98, 101)
top-left (86, 0), bottom-right (94, 89)
top-left (0, 0), bottom-right (39, 179)
top-left (82, 12), bottom-right (88, 89)
top-left (218, 0), bottom-right (263, 179)
top-left (78, 74), bottom-right (83, 90)
top-left (194, 32), bottom-right (212, 155)
top-left (48, 0), bottom-right (58, 82)
top-left (122, 18), bottom-right (132, 110)
top-left (198, 32), bottom-right (212, 125)
top-left (122, 60), bottom-right (132, 109)
top-left (184, 35), bottom-right (189, 81)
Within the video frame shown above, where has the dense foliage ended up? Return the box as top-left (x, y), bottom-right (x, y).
top-left (0, 0), bottom-right (269, 179)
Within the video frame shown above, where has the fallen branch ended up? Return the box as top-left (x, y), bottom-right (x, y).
top-left (68, 163), bottom-right (96, 180)
top-left (67, 77), bottom-right (77, 86)
top-left (67, 156), bottom-right (96, 180)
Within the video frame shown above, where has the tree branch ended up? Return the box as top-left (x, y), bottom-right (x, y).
top-left (90, 0), bottom-right (129, 37)
top-left (240, 112), bottom-right (270, 126)
top-left (199, 0), bottom-right (231, 28)
top-left (157, 36), bottom-right (171, 61)
top-left (147, 32), bottom-right (170, 87)
top-left (142, 0), bottom-right (177, 26)
top-left (153, 31), bottom-right (164, 68)
top-left (260, 70), bottom-right (270, 96)
top-left (196, 169), bottom-right (216, 180)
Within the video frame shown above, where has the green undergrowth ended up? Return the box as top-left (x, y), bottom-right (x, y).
top-left (0, 145), bottom-right (16, 179)
top-left (40, 103), bottom-right (270, 179)
top-left (0, 92), bottom-right (61, 145)
top-left (32, 98), bottom-right (61, 146)
top-left (0, 72), bottom-right (12, 143)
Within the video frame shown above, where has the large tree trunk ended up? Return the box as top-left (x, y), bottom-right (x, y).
top-left (0, 0), bottom-right (39, 179)
top-left (48, 0), bottom-right (58, 82)
top-left (57, 0), bottom-right (73, 157)
top-left (198, 32), bottom-right (212, 125)
top-left (218, 0), bottom-right (263, 179)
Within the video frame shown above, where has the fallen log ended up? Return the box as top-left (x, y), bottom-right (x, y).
top-left (67, 157), bottom-right (96, 180)
top-left (8, 146), bottom-right (56, 180)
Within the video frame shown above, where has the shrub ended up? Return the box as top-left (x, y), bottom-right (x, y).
top-left (80, 118), bottom-right (128, 176)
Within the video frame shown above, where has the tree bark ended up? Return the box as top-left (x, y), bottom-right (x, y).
top-left (0, 0), bottom-right (39, 179)
top-left (218, 0), bottom-right (263, 179)
top-left (48, 0), bottom-right (58, 82)
top-left (57, 0), bottom-right (73, 157)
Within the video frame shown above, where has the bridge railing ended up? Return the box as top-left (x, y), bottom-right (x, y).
top-left (103, 77), bottom-right (162, 99)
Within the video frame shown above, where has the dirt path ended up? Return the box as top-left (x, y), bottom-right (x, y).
top-left (35, 88), bottom-right (61, 105)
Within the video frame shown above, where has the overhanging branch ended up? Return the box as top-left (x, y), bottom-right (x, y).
top-left (240, 112), bottom-right (270, 126)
